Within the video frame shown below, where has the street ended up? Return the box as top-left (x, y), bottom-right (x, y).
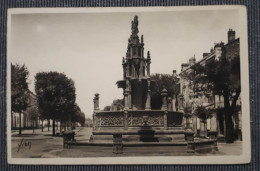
top-left (11, 127), bottom-right (242, 158)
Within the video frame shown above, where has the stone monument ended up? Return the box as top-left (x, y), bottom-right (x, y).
top-left (64, 16), bottom-right (218, 154)
top-left (92, 16), bottom-right (184, 141)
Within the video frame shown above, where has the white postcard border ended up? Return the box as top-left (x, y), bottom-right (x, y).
top-left (7, 6), bottom-right (250, 165)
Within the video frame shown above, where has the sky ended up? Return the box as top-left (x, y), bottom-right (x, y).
top-left (10, 9), bottom-right (241, 118)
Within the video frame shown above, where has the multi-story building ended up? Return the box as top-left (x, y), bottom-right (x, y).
top-left (11, 90), bottom-right (40, 129)
top-left (178, 29), bottom-right (241, 140)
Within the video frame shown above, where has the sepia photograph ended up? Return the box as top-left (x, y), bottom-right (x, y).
top-left (7, 6), bottom-right (250, 164)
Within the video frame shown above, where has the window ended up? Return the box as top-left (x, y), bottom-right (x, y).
top-left (208, 96), bottom-right (214, 104)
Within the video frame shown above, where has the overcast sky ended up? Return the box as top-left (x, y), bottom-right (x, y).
top-left (10, 9), bottom-right (241, 118)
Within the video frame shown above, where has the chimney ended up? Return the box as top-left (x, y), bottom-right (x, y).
top-left (172, 70), bottom-right (177, 77)
top-left (214, 43), bottom-right (223, 60)
top-left (210, 48), bottom-right (214, 53)
top-left (189, 55), bottom-right (196, 66)
top-left (228, 29), bottom-right (235, 43)
top-left (181, 63), bottom-right (189, 71)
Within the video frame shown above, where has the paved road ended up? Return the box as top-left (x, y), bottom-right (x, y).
top-left (11, 127), bottom-right (242, 158)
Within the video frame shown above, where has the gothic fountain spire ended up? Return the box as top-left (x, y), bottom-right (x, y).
top-left (130, 16), bottom-right (140, 44)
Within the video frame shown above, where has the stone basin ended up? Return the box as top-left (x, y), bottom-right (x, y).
top-left (94, 110), bottom-right (183, 129)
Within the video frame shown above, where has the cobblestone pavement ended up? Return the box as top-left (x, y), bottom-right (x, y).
top-left (11, 127), bottom-right (242, 158)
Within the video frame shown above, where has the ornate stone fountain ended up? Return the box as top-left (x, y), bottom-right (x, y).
top-left (64, 16), bottom-right (218, 154)
top-left (91, 16), bottom-right (185, 146)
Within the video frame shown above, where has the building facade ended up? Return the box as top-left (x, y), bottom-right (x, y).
top-left (11, 90), bottom-right (40, 129)
top-left (178, 29), bottom-right (242, 140)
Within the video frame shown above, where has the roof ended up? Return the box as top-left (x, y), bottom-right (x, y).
top-left (179, 37), bottom-right (240, 75)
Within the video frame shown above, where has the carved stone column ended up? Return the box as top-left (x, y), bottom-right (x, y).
top-left (113, 133), bottom-right (123, 154)
top-left (147, 51), bottom-right (151, 77)
top-left (92, 113), bottom-right (96, 130)
top-left (179, 95), bottom-right (184, 112)
top-left (93, 93), bottom-right (99, 130)
top-left (164, 111), bottom-right (168, 129)
top-left (128, 91), bottom-right (131, 109)
top-left (167, 97), bottom-right (172, 111)
top-left (132, 66), bottom-right (136, 78)
top-left (161, 89), bottom-right (168, 110)
top-left (160, 89), bottom-right (169, 129)
top-left (124, 110), bottom-right (128, 130)
top-left (139, 62), bottom-right (143, 78)
top-left (145, 80), bottom-right (151, 110)
top-left (126, 63), bottom-right (130, 77)
top-left (185, 129), bottom-right (195, 153)
top-left (141, 47), bottom-right (144, 58)
top-left (93, 93), bottom-right (100, 112)
top-left (126, 79), bottom-right (131, 109)
top-left (124, 91), bottom-right (128, 110)
top-left (172, 98), bottom-right (176, 111)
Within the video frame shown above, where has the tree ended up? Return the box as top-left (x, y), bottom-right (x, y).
top-left (194, 106), bottom-right (212, 122)
top-left (85, 118), bottom-right (93, 127)
top-left (70, 103), bottom-right (84, 128)
top-left (11, 64), bottom-right (30, 135)
top-left (35, 72), bottom-right (76, 136)
top-left (193, 106), bottom-right (213, 137)
top-left (71, 106), bottom-right (85, 127)
top-left (78, 113), bottom-right (86, 126)
top-left (150, 74), bottom-right (179, 109)
top-left (38, 110), bottom-right (45, 132)
top-left (181, 63), bottom-right (206, 97)
top-left (103, 106), bottom-right (111, 111)
top-left (186, 49), bottom-right (241, 143)
top-left (26, 106), bottom-right (39, 133)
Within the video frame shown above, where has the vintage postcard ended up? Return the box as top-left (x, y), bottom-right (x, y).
top-left (7, 6), bottom-right (250, 164)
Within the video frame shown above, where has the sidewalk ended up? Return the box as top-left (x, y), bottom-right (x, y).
top-left (11, 127), bottom-right (83, 140)
top-left (217, 141), bottom-right (242, 155)
top-left (11, 127), bottom-right (91, 158)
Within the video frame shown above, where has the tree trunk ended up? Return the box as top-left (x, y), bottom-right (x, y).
top-left (47, 120), bottom-right (50, 131)
top-left (204, 121), bottom-right (207, 137)
top-left (192, 116), bottom-right (197, 136)
top-left (52, 119), bottom-right (55, 136)
top-left (23, 115), bottom-right (26, 128)
top-left (33, 121), bottom-right (35, 133)
top-left (69, 114), bottom-right (72, 130)
top-left (225, 111), bottom-right (234, 143)
top-left (223, 91), bottom-right (235, 143)
top-left (19, 112), bottom-right (22, 135)
top-left (41, 120), bottom-right (44, 132)
top-left (60, 122), bottom-right (62, 132)
top-left (56, 121), bottom-right (59, 131)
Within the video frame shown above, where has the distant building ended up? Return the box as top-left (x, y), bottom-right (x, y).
top-left (11, 90), bottom-right (40, 129)
top-left (178, 29), bottom-right (241, 140)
